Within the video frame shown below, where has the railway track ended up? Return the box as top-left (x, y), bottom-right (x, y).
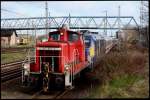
top-left (1, 47), bottom-right (34, 54)
top-left (1, 59), bottom-right (25, 68)
top-left (1, 47), bottom-right (33, 51)
top-left (1, 50), bottom-right (27, 54)
top-left (54, 89), bottom-right (70, 99)
top-left (1, 57), bottom-right (70, 98)
top-left (1, 59), bottom-right (35, 82)
top-left (31, 88), bottom-right (70, 99)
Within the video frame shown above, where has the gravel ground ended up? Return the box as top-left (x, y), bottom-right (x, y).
top-left (1, 77), bottom-right (79, 99)
top-left (61, 71), bottom-right (102, 99)
top-left (1, 70), bottom-right (101, 99)
top-left (1, 77), bottom-right (40, 99)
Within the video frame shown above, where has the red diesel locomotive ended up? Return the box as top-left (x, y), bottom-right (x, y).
top-left (22, 26), bottom-right (88, 91)
top-left (22, 25), bottom-right (117, 92)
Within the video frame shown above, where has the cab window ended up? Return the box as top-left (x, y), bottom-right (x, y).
top-left (68, 31), bottom-right (79, 42)
top-left (49, 32), bottom-right (60, 41)
top-left (84, 36), bottom-right (91, 48)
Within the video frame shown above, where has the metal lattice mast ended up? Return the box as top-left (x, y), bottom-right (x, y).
top-left (45, 1), bottom-right (48, 37)
top-left (140, 1), bottom-right (149, 46)
top-left (69, 13), bottom-right (71, 28)
top-left (103, 10), bottom-right (108, 36)
top-left (49, 12), bottom-right (51, 32)
top-left (140, 1), bottom-right (143, 41)
top-left (118, 6), bottom-right (121, 32)
top-left (118, 6), bottom-right (121, 50)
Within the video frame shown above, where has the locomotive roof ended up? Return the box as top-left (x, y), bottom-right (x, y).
top-left (84, 34), bottom-right (104, 41)
top-left (49, 29), bottom-right (79, 34)
top-left (80, 30), bottom-right (99, 35)
top-left (79, 30), bottom-right (89, 33)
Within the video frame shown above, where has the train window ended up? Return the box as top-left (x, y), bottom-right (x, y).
top-left (85, 40), bottom-right (90, 48)
top-left (68, 31), bottom-right (79, 42)
top-left (85, 36), bottom-right (90, 40)
top-left (84, 36), bottom-right (91, 48)
top-left (50, 33), bottom-right (60, 41)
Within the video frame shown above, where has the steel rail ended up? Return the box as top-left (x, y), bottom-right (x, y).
top-left (1, 59), bottom-right (35, 68)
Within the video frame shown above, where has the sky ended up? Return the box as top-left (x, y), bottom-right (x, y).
top-left (1, 1), bottom-right (142, 36)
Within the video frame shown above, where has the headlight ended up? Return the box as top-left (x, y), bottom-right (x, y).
top-left (24, 63), bottom-right (30, 70)
top-left (65, 64), bottom-right (70, 72)
top-left (23, 63), bottom-right (30, 75)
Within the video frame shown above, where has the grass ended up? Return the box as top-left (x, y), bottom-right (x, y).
top-left (87, 43), bottom-right (149, 98)
top-left (109, 74), bottom-right (143, 89)
top-left (1, 52), bottom-right (27, 64)
top-left (108, 75), bottom-right (145, 98)
top-left (88, 74), bottom-right (147, 98)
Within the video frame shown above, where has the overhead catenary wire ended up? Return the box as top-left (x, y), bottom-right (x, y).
top-left (16, 2), bottom-right (45, 9)
top-left (1, 8), bottom-right (30, 17)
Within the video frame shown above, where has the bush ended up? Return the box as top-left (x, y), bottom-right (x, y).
top-left (95, 43), bottom-right (146, 84)
top-left (88, 43), bottom-right (148, 98)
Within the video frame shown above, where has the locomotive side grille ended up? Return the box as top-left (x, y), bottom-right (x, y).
top-left (39, 50), bottom-right (60, 56)
top-left (37, 47), bottom-right (61, 51)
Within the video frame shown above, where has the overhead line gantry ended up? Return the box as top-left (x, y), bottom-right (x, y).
top-left (1, 16), bottom-right (139, 30)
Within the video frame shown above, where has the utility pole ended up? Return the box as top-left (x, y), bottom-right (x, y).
top-left (106, 11), bottom-right (107, 36)
top-left (49, 12), bottom-right (50, 32)
top-left (32, 21), bottom-right (34, 46)
top-left (118, 6), bottom-right (122, 51)
top-left (32, 21), bottom-right (36, 46)
top-left (33, 21), bottom-right (36, 58)
top-left (69, 13), bottom-right (71, 29)
top-left (118, 6), bottom-right (121, 32)
top-left (27, 21), bottom-right (29, 47)
top-left (45, 1), bottom-right (48, 38)
top-left (103, 10), bottom-right (107, 36)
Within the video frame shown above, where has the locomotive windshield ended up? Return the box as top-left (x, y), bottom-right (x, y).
top-left (84, 36), bottom-right (91, 48)
top-left (49, 32), bottom-right (60, 41)
top-left (51, 34), bottom-right (60, 40)
top-left (68, 31), bottom-right (79, 42)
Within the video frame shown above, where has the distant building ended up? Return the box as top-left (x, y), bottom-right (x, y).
top-left (116, 30), bottom-right (139, 42)
top-left (37, 34), bottom-right (48, 42)
top-left (116, 31), bottom-right (125, 41)
top-left (1, 29), bottom-right (18, 47)
top-left (17, 34), bottom-right (33, 45)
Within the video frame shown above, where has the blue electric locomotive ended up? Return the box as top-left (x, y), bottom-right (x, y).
top-left (80, 30), bottom-right (117, 71)
top-left (80, 30), bottom-right (105, 70)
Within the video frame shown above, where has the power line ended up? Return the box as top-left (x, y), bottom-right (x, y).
top-left (16, 2), bottom-right (45, 9)
top-left (1, 8), bottom-right (30, 17)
